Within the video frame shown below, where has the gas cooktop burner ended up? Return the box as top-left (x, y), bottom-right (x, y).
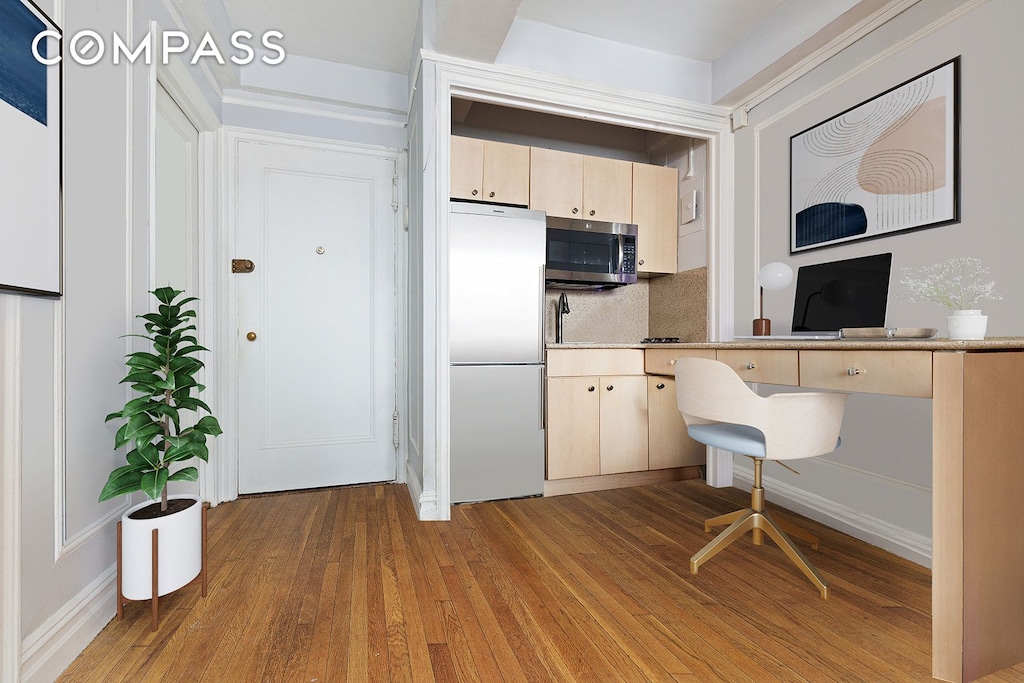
top-left (641, 337), bottom-right (681, 344)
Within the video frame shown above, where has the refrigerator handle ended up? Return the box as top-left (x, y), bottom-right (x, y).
top-left (538, 264), bottom-right (546, 359)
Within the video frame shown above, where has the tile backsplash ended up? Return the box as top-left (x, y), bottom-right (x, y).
top-left (544, 267), bottom-right (709, 344)
top-left (649, 267), bottom-right (708, 342)
top-left (544, 282), bottom-right (649, 343)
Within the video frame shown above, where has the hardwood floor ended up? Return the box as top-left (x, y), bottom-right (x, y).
top-left (58, 481), bottom-right (1024, 682)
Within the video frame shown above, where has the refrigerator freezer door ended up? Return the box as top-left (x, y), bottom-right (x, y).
top-left (450, 364), bottom-right (545, 503)
top-left (450, 203), bottom-right (546, 364)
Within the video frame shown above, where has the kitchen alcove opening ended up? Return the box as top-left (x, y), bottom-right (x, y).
top-left (450, 96), bottom-right (711, 345)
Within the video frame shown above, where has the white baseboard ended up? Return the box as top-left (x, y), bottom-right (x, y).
top-left (733, 465), bottom-right (932, 568)
top-left (404, 461), bottom-right (438, 521)
top-left (20, 566), bottom-right (117, 683)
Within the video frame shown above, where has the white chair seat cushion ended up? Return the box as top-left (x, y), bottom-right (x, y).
top-left (687, 423), bottom-right (766, 458)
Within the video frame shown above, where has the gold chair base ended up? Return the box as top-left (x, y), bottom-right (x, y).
top-left (690, 507), bottom-right (829, 600)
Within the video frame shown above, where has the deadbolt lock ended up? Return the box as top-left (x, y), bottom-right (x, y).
top-left (231, 259), bottom-right (255, 273)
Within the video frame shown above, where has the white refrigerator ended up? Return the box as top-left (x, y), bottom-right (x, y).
top-left (449, 202), bottom-right (547, 503)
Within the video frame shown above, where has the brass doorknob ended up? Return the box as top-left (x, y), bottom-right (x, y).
top-left (246, 331), bottom-right (257, 341)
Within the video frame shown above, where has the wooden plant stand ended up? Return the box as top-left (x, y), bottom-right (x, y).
top-left (115, 502), bottom-right (209, 631)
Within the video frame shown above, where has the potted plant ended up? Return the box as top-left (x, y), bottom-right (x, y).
top-left (899, 257), bottom-right (1002, 340)
top-left (100, 286), bottom-right (222, 620)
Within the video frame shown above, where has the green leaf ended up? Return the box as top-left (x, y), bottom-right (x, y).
top-left (114, 417), bottom-right (163, 450)
top-left (174, 397), bottom-right (212, 413)
top-left (140, 468), bottom-right (170, 501)
top-left (152, 286), bottom-right (183, 305)
top-left (168, 466), bottom-right (199, 482)
top-left (125, 353), bottom-right (163, 371)
top-left (98, 467), bottom-right (146, 501)
top-left (120, 370), bottom-right (161, 385)
top-left (176, 344), bottom-right (209, 357)
top-left (195, 415), bottom-right (223, 436)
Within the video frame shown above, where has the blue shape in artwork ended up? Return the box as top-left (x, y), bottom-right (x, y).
top-left (795, 202), bottom-right (867, 248)
top-left (0, 0), bottom-right (48, 126)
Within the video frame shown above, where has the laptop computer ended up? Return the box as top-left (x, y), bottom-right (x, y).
top-left (735, 253), bottom-right (892, 340)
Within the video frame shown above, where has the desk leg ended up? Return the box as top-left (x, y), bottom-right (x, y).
top-left (934, 351), bottom-right (1024, 682)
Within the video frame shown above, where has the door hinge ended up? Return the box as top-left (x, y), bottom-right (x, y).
top-left (392, 410), bottom-right (400, 449)
top-left (391, 173), bottom-right (399, 213)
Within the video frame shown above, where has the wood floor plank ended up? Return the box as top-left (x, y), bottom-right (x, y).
top-left (56, 481), bottom-right (1024, 683)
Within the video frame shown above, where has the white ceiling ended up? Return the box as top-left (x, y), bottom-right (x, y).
top-left (515, 0), bottom-right (787, 62)
top-left (219, 0), bottom-right (853, 76)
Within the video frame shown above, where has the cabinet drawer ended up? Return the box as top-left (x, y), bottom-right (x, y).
top-left (799, 350), bottom-right (932, 397)
top-left (547, 349), bottom-right (644, 377)
top-left (717, 349), bottom-right (799, 386)
top-left (644, 348), bottom-right (716, 376)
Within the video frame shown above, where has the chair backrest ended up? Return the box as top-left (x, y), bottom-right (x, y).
top-left (674, 357), bottom-right (848, 460)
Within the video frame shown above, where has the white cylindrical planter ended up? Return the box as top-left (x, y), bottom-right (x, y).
top-left (947, 309), bottom-right (988, 340)
top-left (120, 494), bottom-right (202, 600)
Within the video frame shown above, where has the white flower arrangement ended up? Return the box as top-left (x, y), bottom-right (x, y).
top-left (899, 257), bottom-right (1002, 312)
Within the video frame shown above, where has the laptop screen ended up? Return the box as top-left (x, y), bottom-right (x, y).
top-left (791, 253), bottom-right (892, 333)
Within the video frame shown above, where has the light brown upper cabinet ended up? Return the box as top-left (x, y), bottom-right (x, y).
top-left (450, 136), bottom-right (530, 206)
top-left (632, 163), bottom-right (679, 274)
top-left (530, 147), bottom-right (632, 223)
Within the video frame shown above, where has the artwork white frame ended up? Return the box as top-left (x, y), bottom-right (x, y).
top-left (790, 57), bottom-right (959, 253)
top-left (0, 0), bottom-right (62, 296)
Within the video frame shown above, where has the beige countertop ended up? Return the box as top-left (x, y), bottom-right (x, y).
top-left (547, 337), bottom-right (1024, 352)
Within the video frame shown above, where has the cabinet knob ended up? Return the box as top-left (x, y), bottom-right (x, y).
top-left (589, 210), bottom-right (596, 216)
top-left (656, 383), bottom-right (666, 390)
top-left (471, 189), bottom-right (478, 196)
top-left (745, 362), bottom-right (757, 370)
top-left (638, 259), bottom-right (644, 266)
top-left (246, 331), bottom-right (257, 341)
top-left (847, 367), bottom-right (866, 376)
top-left (588, 385), bottom-right (595, 392)
top-left (572, 207), bottom-right (579, 214)
top-left (606, 385), bottom-right (614, 391)
top-left (489, 191), bottom-right (495, 198)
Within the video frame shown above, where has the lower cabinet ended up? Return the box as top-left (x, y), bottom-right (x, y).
top-left (546, 374), bottom-right (648, 479)
top-left (647, 376), bottom-right (706, 469)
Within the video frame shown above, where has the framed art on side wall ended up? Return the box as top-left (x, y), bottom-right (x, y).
top-left (790, 57), bottom-right (960, 253)
top-left (0, 0), bottom-right (62, 296)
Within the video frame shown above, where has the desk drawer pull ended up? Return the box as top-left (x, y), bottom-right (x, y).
top-left (745, 362), bottom-right (757, 370)
top-left (847, 367), bottom-right (866, 376)
top-left (656, 383), bottom-right (666, 390)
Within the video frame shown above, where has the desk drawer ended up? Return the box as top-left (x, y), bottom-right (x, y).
top-left (644, 348), bottom-right (716, 376)
top-left (799, 350), bottom-right (932, 397)
top-left (717, 349), bottom-right (799, 386)
top-left (547, 349), bottom-right (645, 377)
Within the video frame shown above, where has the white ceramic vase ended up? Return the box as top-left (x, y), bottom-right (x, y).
top-left (120, 494), bottom-right (202, 600)
top-left (946, 309), bottom-right (988, 340)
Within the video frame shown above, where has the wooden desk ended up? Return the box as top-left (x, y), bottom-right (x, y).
top-left (643, 338), bottom-right (1024, 683)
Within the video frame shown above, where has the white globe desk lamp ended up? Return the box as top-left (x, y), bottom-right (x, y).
top-left (753, 262), bottom-right (794, 336)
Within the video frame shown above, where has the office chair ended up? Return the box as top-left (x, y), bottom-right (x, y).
top-left (674, 357), bottom-right (848, 599)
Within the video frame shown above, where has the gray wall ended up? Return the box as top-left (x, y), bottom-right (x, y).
top-left (732, 0), bottom-right (1022, 565)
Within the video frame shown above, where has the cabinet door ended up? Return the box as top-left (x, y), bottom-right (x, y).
top-left (546, 377), bottom-right (601, 479)
top-left (451, 136), bottom-right (484, 201)
top-left (632, 163), bottom-right (678, 274)
top-left (530, 147), bottom-right (583, 219)
top-left (483, 141), bottom-right (530, 206)
top-left (583, 156), bottom-right (633, 223)
top-left (599, 375), bottom-right (649, 474)
top-left (647, 376), bottom-right (705, 469)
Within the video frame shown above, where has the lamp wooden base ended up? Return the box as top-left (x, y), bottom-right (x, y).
top-left (752, 318), bottom-right (771, 336)
top-left (116, 502), bottom-right (209, 631)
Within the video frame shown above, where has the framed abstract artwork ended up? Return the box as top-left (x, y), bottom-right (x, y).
top-left (0, 0), bottom-right (62, 296)
top-left (790, 57), bottom-right (960, 253)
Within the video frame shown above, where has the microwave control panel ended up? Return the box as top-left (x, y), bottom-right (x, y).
top-left (622, 242), bottom-right (636, 274)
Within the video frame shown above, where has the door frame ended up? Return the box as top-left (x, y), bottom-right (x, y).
top-left (147, 29), bottom-right (223, 503)
top-left (422, 53), bottom-right (736, 519)
top-left (220, 128), bottom-right (406, 503)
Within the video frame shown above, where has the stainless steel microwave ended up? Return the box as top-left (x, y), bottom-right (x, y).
top-left (545, 216), bottom-right (638, 289)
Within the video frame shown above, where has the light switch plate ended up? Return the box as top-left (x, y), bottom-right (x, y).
top-left (680, 190), bottom-right (698, 225)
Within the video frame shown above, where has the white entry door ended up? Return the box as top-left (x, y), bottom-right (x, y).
top-left (235, 140), bottom-right (397, 494)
